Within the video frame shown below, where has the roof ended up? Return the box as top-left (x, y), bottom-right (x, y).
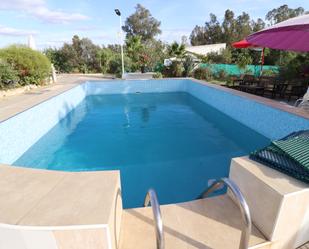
top-left (185, 43), bottom-right (226, 56)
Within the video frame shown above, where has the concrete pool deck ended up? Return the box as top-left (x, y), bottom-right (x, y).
top-left (0, 163), bottom-right (122, 249)
top-left (0, 74), bottom-right (108, 122)
top-left (0, 164), bottom-right (121, 226)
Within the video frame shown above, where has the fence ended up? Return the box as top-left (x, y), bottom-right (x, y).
top-left (200, 63), bottom-right (279, 77)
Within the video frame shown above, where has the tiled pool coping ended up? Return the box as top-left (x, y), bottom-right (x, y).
top-left (0, 76), bottom-right (308, 123)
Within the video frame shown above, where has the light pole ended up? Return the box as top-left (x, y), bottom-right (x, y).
top-left (115, 9), bottom-right (125, 78)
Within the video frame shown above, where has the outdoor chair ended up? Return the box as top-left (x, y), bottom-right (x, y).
top-left (230, 76), bottom-right (243, 89)
top-left (262, 77), bottom-right (287, 99)
top-left (284, 81), bottom-right (308, 102)
top-left (295, 90), bottom-right (309, 109)
top-left (239, 74), bottom-right (262, 94)
top-left (239, 74), bottom-right (256, 92)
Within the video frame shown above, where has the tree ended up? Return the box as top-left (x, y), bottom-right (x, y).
top-left (234, 49), bottom-right (253, 70)
top-left (190, 14), bottom-right (223, 45)
top-left (205, 48), bottom-right (232, 64)
top-left (44, 35), bottom-right (101, 73)
top-left (181, 35), bottom-right (189, 46)
top-left (167, 42), bottom-right (186, 58)
top-left (59, 43), bottom-right (79, 72)
top-left (222, 10), bottom-right (237, 44)
top-left (252, 18), bottom-right (265, 32)
top-left (79, 38), bottom-right (101, 73)
top-left (123, 4), bottom-right (161, 41)
top-left (142, 39), bottom-right (166, 71)
top-left (266, 5), bottom-right (305, 25)
top-left (126, 35), bottom-right (144, 71)
top-left (190, 25), bottom-right (206, 46)
top-left (205, 14), bottom-right (224, 44)
top-left (235, 12), bottom-right (252, 41)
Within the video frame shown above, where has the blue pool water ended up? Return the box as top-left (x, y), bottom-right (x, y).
top-left (15, 92), bottom-right (270, 208)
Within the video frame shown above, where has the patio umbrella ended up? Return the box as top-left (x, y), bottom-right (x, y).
top-left (232, 39), bottom-right (258, 49)
top-left (232, 39), bottom-right (265, 75)
top-left (247, 14), bottom-right (309, 52)
top-left (247, 14), bottom-right (309, 97)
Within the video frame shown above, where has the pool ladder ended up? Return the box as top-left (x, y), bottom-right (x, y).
top-left (144, 189), bottom-right (165, 249)
top-left (144, 178), bottom-right (252, 249)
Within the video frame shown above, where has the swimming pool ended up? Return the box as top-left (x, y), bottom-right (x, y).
top-left (14, 92), bottom-right (269, 207)
top-left (1, 79), bottom-right (309, 208)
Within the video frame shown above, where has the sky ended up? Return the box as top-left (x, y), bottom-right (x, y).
top-left (0, 0), bottom-right (308, 50)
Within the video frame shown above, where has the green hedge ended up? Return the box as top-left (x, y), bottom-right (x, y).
top-left (0, 45), bottom-right (51, 86)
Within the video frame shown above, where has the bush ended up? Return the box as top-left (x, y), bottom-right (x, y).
top-left (193, 67), bottom-right (213, 81)
top-left (153, 72), bottom-right (162, 79)
top-left (261, 69), bottom-right (278, 77)
top-left (0, 45), bottom-right (51, 85)
top-left (205, 48), bottom-right (232, 64)
top-left (162, 61), bottom-right (184, 78)
top-left (214, 69), bottom-right (228, 81)
top-left (0, 59), bottom-right (19, 89)
top-left (183, 56), bottom-right (195, 77)
top-left (107, 54), bottom-right (132, 78)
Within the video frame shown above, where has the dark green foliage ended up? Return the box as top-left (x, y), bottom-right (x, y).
top-left (0, 45), bottom-right (51, 85)
top-left (0, 59), bottom-right (19, 89)
top-left (99, 48), bottom-right (114, 74)
top-left (107, 54), bottom-right (132, 78)
top-left (153, 72), bottom-right (163, 79)
top-left (266, 5), bottom-right (305, 25)
top-left (192, 67), bottom-right (213, 81)
top-left (44, 35), bottom-right (101, 74)
top-left (162, 61), bottom-right (184, 78)
top-left (205, 48), bottom-right (232, 64)
top-left (183, 56), bottom-right (195, 77)
top-left (167, 42), bottom-right (186, 58)
top-left (122, 4), bottom-right (161, 41)
top-left (143, 39), bottom-right (166, 72)
top-left (190, 10), bottom-right (264, 46)
top-left (279, 53), bottom-right (309, 81)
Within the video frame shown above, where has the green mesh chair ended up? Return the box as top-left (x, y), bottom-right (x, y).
top-left (250, 130), bottom-right (309, 184)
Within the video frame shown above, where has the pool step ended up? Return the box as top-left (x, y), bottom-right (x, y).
top-left (119, 195), bottom-right (271, 249)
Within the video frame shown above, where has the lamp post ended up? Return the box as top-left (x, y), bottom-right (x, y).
top-left (114, 9), bottom-right (125, 78)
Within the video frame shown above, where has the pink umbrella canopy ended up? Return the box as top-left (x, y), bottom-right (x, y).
top-left (247, 14), bottom-right (309, 52)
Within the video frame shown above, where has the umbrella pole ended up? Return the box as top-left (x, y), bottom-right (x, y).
top-left (260, 48), bottom-right (265, 76)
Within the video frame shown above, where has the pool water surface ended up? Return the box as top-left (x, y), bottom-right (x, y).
top-left (15, 92), bottom-right (270, 208)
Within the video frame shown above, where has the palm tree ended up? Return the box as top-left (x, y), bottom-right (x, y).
top-left (167, 42), bottom-right (186, 58)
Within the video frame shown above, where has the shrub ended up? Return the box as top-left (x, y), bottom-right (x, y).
top-left (154, 62), bottom-right (164, 73)
top-left (183, 56), bottom-right (195, 77)
top-left (236, 51), bottom-right (253, 70)
top-left (107, 54), bottom-right (132, 78)
top-left (162, 61), bottom-right (184, 78)
top-left (153, 72), bottom-right (162, 79)
top-left (206, 48), bottom-right (232, 64)
top-left (0, 45), bottom-right (51, 85)
top-left (214, 69), bottom-right (228, 81)
top-left (261, 69), bottom-right (278, 77)
top-left (0, 59), bottom-right (19, 89)
top-left (193, 67), bottom-right (213, 81)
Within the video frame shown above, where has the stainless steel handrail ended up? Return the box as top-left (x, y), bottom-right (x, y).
top-left (202, 178), bottom-right (252, 249)
top-left (144, 189), bottom-right (165, 249)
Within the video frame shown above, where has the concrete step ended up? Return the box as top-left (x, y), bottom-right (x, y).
top-left (119, 194), bottom-right (271, 249)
